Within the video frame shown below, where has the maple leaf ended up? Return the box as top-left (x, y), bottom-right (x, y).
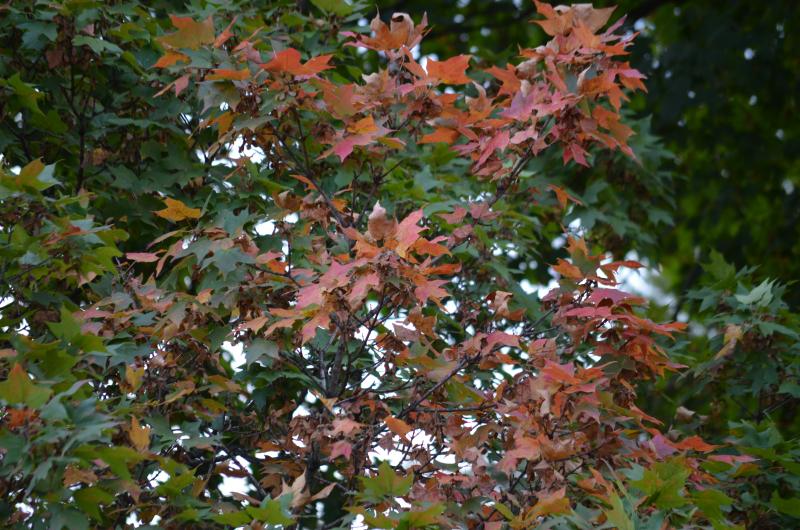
top-left (153, 51), bottom-right (189, 68)
top-left (128, 417), bottom-right (151, 453)
top-left (263, 48), bottom-right (333, 77)
top-left (367, 202), bottom-right (397, 241)
top-left (63, 466), bottom-right (98, 487)
top-left (419, 127), bottom-right (460, 145)
top-left (158, 15), bottom-right (215, 50)
top-left (426, 55), bottom-right (472, 85)
top-left (385, 416), bottom-right (412, 441)
top-left (126, 252), bottom-right (160, 263)
top-left (331, 417), bottom-right (364, 436)
top-left (0, 363), bottom-right (52, 408)
top-left (154, 197), bottom-right (202, 222)
top-left (552, 258), bottom-right (583, 280)
top-left (320, 116), bottom-right (399, 162)
top-left (394, 209), bottom-right (425, 257)
top-left (523, 488), bottom-right (571, 523)
top-left (347, 12), bottom-right (428, 51)
top-left (486, 64), bottom-right (521, 97)
top-left (329, 440), bottom-right (353, 460)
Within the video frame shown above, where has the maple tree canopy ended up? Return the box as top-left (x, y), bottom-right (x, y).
top-left (1, 1), bottom-right (798, 529)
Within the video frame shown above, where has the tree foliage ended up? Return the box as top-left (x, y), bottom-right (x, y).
top-left (0, 1), bottom-right (798, 529)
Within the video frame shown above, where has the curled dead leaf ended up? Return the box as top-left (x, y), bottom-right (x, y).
top-left (367, 201), bottom-right (397, 241)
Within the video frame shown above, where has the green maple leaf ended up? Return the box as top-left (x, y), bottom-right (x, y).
top-left (0, 363), bottom-right (52, 408)
top-left (358, 461), bottom-right (413, 502)
top-left (632, 457), bottom-right (691, 510)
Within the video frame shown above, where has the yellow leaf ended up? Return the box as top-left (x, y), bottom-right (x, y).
top-left (714, 324), bottom-right (743, 360)
top-left (125, 365), bottom-right (144, 392)
top-left (155, 197), bottom-right (201, 222)
top-left (128, 417), bottom-right (151, 453)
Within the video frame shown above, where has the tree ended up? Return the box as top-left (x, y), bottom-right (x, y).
top-left (0, 1), bottom-right (794, 529)
top-left (378, 0), bottom-right (800, 308)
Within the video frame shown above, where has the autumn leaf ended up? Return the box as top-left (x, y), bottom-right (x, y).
top-left (367, 202), bottom-right (397, 241)
top-left (263, 48), bottom-right (333, 77)
top-left (126, 252), bottom-right (160, 263)
top-left (159, 15), bottom-right (215, 50)
top-left (154, 197), bottom-right (202, 222)
top-left (128, 417), bottom-right (151, 453)
top-left (426, 55), bottom-right (472, 84)
top-left (0, 363), bottom-right (52, 408)
top-left (385, 416), bottom-right (412, 441)
top-left (419, 127), bottom-right (461, 145)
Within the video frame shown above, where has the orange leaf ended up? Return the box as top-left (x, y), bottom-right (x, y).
top-left (263, 48), bottom-right (333, 77)
top-left (385, 416), bottom-right (412, 441)
top-left (153, 51), bottom-right (189, 68)
top-left (419, 127), bottom-right (460, 145)
top-left (426, 55), bottom-right (472, 84)
top-left (207, 68), bottom-right (250, 81)
top-left (552, 259), bottom-right (583, 280)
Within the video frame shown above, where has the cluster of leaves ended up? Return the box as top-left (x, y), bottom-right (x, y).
top-left (644, 252), bottom-right (800, 528)
top-left (0, 1), bottom-right (794, 529)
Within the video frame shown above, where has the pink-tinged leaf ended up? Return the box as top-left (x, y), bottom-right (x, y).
top-left (349, 272), bottom-right (380, 306)
top-left (563, 142), bottom-right (590, 167)
top-left (126, 252), bottom-right (160, 263)
top-left (501, 88), bottom-right (536, 120)
top-left (413, 278), bottom-right (449, 305)
top-left (296, 283), bottom-right (324, 309)
top-left (476, 130), bottom-right (510, 168)
top-left (237, 316), bottom-right (269, 334)
top-left (329, 440), bottom-right (353, 460)
top-left (439, 206), bottom-right (467, 224)
top-left (542, 361), bottom-right (581, 385)
top-left (587, 288), bottom-right (636, 306)
top-left (485, 331), bottom-right (520, 352)
top-left (174, 74), bottom-right (190, 96)
top-left (708, 454), bottom-right (757, 464)
top-left (563, 306), bottom-right (612, 319)
top-left (331, 417), bottom-right (363, 436)
top-left (395, 209), bottom-right (425, 257)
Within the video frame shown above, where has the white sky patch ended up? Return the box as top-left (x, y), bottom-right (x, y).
top-left (223, 341), bottom-right (246, 372)
top-left (218, 456), bottom-right (254, 498)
